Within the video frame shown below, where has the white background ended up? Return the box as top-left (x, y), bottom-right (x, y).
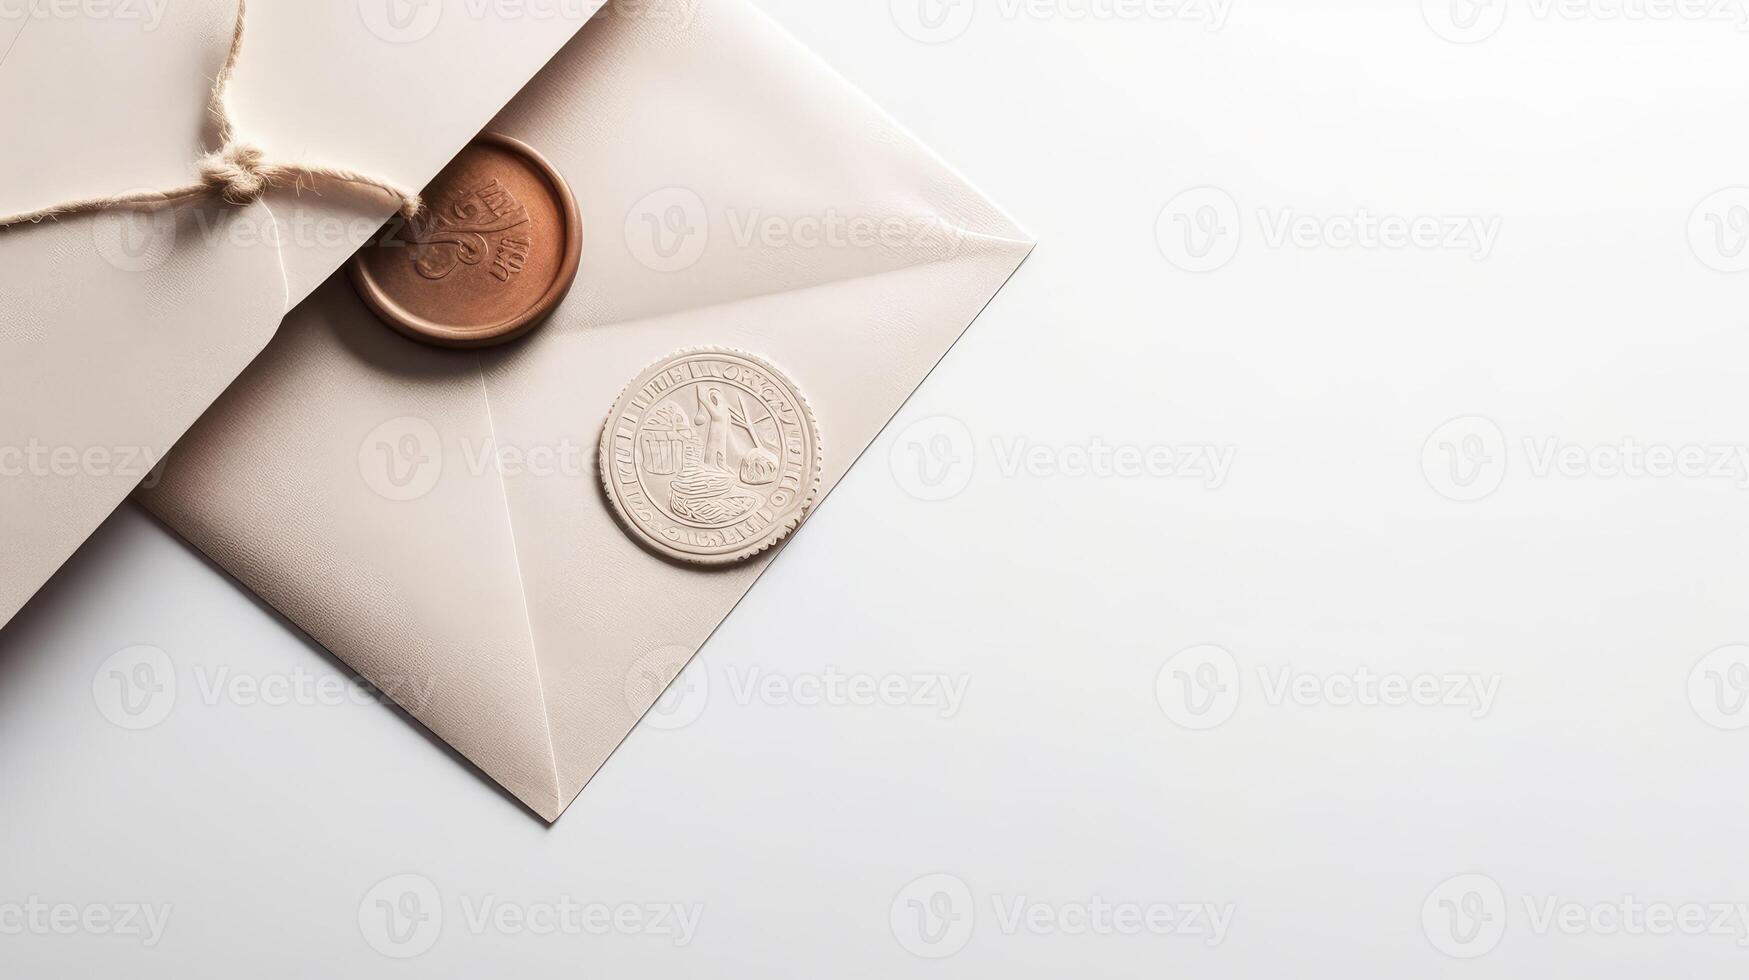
top-left (6, 0), bottom-right (1749, 975)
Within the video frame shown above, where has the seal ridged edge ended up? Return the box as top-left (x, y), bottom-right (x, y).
top-left (597, 346), bottom-right (823, 567)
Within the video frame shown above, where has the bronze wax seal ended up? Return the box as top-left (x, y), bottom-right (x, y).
top-left (600, 348), bottom-right (823, 566)
top-left (348, 133), bottom-right (581, 348)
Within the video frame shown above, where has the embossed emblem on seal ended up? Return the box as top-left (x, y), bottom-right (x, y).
top-left (348, 132), bottom-right (582, 349)
top-left (600, 348), bottom-right (822, 566)
top-left (407, 176), bottom-right (532, 282)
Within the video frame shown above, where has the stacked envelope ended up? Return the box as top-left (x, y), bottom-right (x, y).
top-left (0, 0), bottom-right (1031, 820)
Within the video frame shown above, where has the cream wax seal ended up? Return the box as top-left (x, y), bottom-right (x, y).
top-left (599, 348), bottom-right (822, 566)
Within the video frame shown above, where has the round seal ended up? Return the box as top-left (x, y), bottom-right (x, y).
top-left (599, 348), bottom-right (822, 566)
top-left (348, 132), bottom-right (582, 348)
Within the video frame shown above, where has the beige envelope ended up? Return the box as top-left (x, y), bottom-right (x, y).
top-left (137, 0), bottom-right (1033, 821)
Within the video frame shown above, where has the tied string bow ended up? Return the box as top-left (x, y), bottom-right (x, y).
top-left (0, 0), bottom-right (421, 230)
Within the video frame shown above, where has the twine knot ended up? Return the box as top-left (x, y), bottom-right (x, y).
top-left (0, 0), bottom-right (421, 230)
top-left (197, 142), bottom-right (272, 207)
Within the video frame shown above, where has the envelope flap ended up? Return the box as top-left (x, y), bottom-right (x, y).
top-left (488, 249), bottom-right (1028, 811)
top-left (138, 280), bottom-right (566, 818)
top-left (485, 0), bottom-right (1030, 337)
